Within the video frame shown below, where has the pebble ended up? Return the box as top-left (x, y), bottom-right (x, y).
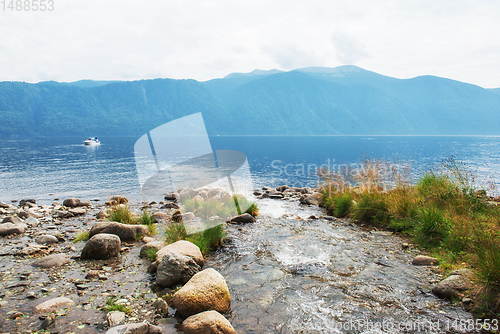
top-left (115, 299), bottom-right (128, 305)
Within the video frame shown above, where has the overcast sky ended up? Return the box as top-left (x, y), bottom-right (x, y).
top-left (1, 0), bottom-right (499, 87)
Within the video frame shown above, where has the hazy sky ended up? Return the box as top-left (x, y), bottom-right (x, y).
top-left (1, 0), bottom-right (499, 87)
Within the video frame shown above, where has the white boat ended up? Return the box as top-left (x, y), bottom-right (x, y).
top-left (84, 137), bottom-right (100, 146)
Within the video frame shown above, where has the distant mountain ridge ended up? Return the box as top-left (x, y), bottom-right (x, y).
top-left (1, 66), bottom-right (499, 137)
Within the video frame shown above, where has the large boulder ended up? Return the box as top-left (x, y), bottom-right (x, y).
top-left (53, 210), bottom-right (74, 219)
top-left (161, 202), bottom-right (180, 210)
top-left (105, 196), bottom-right (129, 206)
top-left (89, 221), bottom-right (150, 241)
top-left (2, 216), bottom-right (22, 224)
top-left (96, 210), bottom-right (108, 219)
top-left (17, 210), bottom-right (31, 219)
top-left (164, 192), bottom-right (179, 201)
top-left (152, 211), bottom-right (170, 222)
top-left (105, 322), bottom-right (162, 334)
top-left (106, 311), bottom-right (125, 327)
top-left (182, 310), bottom-right (236, 334)
top-left (0, 222), bottom-right (27, 236)
top-left (172, 268), bottom-right (231, 318)
top-left (276, 185), bottom-right (290, 192)
top-left (19, 199), bottom-right (36, 206)
top-left (63, 198), bottom-right (81, 208)
top-left (432, 270), bottom-right (472, 300)
top-left (412, 255), bottom-right (439, 266)
top-left (156, 251), bottom-right (201, 288)
top-left (229, 213), bottom-right (255, 224)
top-left (156, 240), bottom-right (204, 267)
top-left (35, 235), bottom-right (59, 244)
top-left (24, 216), bottom-right (40, 227)
top-left (300, 192), bottom-right (322, 206)
top-left (33, 297), bottom-right (75, 314)
top-left (68, 207), bottom-right (87, 216)
top-left (81, 233), bottom-right (121, 260)
top-left (32, 254), bottom-right (70, 268)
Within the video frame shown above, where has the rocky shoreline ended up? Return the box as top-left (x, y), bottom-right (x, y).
top-left (0, 185), bottom-right (478, 333)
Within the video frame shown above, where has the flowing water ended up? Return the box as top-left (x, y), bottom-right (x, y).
top-left (1, 136), bottom-right (498, 333)
top-left (208, 198), bottom-right (479, 334)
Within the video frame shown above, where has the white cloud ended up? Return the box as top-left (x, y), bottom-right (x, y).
top-left (331, 31), bottom-right (369, 64)
top-left (0, 0), bottom-right (499, 87)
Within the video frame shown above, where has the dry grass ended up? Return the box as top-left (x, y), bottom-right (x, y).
top-left (320, 157), bottom-right (500, 319)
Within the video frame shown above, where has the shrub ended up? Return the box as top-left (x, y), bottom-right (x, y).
top-left (414, 205), bottom-right (450, 247)
top-left (163, 222), bottom-right (227, 255)
top-left (416, 173), bottom-right (458, 208)
top-left (137, 209), bottom-right (154, 225)
top-left (107, 204), bottom-right (134, 224)
top-left (320, 156), bottom-right (500, 320)
top-left (474, 233), bottom-right (500, 287)
top-left (333, 192), bottom-right (353, 217)
top-left (352, 192), bottom-right (388, 224)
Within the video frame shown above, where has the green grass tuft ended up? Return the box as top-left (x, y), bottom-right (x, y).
top-left (102, 297), bottom-right (132, 314)
top-left (73, 231), bottom-right (89, 243)
top-left (143, 248), bottom-right (158, 262)
top-left (164, 222), bottom-right (227, 255)
top-left (320, 156), bottom-right (500, 318)
top-left (107, 204), bottom-right (134, 224)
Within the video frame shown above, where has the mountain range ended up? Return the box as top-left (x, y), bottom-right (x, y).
top-left (1, 65), bottom-right (499, 137)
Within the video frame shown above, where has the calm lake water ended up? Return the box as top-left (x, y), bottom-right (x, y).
top-left (1, 136), bottom-right (500, 204)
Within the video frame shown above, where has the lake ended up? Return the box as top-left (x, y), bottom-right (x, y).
top-left (1, 136), bottom-right (500, 204)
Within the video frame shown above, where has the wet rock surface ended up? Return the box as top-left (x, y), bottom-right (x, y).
top-left (0, 193), bottom-right (482, 333)
top-left (156, 240), bottom-right (204, 267)
top-left (172, 268), bottom-right (231, 318)
top-left (89, 221), bottom-right (150, 241)
top-left (105, 322), bottom-right (162, 334)
top-left (0, 199), bottom-right (180, 333)
top-left (0, 222), bottom-right (27, 236)
top-left (432, 269), bottom-right (474, 300)
top-left (81, 233), bottom-right (122, 259)
top-left (412, 255), bottom-right (439, 266)
top-left (206, 197), bottom-right (481, 333)
top-left (182, 310), bottom-right (236, 334)
top-left (156, 251), bottom-right (201, 288)
top-left (31, 253), bottom-right (71, 268)
top-left (33, 296), bottom-right (75, 314)
top-left (229, 213), bottom-right (256, 224)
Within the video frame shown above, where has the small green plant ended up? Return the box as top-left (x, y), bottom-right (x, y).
top-left (143, 248), bottom-right (158, 262)
top-left (73, 231), bottom-right (89, 243)
top-left (414, 205), bottom-right (450, 247)
top-left (333, 192), bottom-right (353, 217)
top-left (137, 209), bottom-right (154, 225)
top-left (244, 203), bottom-right (259, 217)
top-left (474, 234), bottom-right (500, 287)
top-left (352, 192), bottom-right (388, 224)
top-left (102, 297), bottom-right (132, 314)
top-left (107, 205), bottom-right (134, 224)
top-left (320, 156), bottom-right (500, 321)
top-left (164, 222), bottom-right (227, 255)
top-left (146, 223), bottom-right (157, 235)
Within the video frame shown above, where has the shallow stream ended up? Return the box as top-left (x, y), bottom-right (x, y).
top-left (208, 198), bottom-right (479, 334)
